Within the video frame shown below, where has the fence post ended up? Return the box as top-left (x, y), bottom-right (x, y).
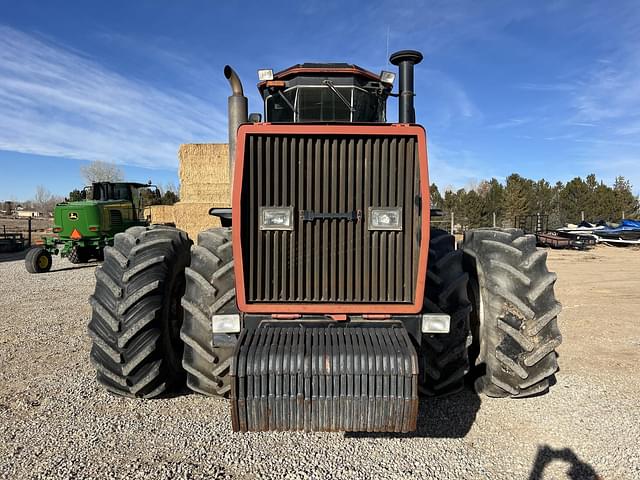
top-left (450, 212), bottom-right (455, 234)
top-left (581, 211), bottom-right (585, 221)
top-left (492, 211), bottom-right (496, 228)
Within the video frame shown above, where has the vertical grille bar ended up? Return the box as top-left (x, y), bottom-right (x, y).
top-left (249, 135), bottom-right (256, 301)
top-left (370, 138), bottom-right (380, 301)
top-left (338, 139), bottom-right (346, 301)
top-left (273, 136), bottom-right (280, 300)
top-left (354, 139), bottom-right (363, 301)
top-left (346, 139), bottom-right (355, 301)
top-left (379, 138), bottom-right (388, 301)
top-left (322, 139), bottom-right (330, 301)
top-left (244, 133), bottom-right (421, 305)
top-left (330, 139), bottom-right (339, 302)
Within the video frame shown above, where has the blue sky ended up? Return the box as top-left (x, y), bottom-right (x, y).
top-left (1, 0), bottom-right (639, 200)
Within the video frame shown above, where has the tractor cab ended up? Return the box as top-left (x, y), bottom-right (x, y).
top-left (84, 182), bottom-right (160, 221)
top-left (257, 64), bottom-right (394, 123)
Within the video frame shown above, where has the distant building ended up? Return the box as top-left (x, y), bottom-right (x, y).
top-left (17, 210), bottom-right (41, 218)
top-left (2, 201), bottom-right (14, 215)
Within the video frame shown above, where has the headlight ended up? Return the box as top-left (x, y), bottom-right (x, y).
top-left (380, 70), bottom-right (396, 85)
top-left (211, 314), bottom-right (241, 334)
top-left (259, 206), bottom-right (294, 230)
top-left (258, 69), bottom-right (274, 81)
top-left (368, 207), bottom-right (403, 231)
top-left (421, 314), bottom-right (451, 334)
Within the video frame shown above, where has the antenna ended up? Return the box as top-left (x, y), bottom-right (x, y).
top-left (385, 26), bottom-right (390, 68)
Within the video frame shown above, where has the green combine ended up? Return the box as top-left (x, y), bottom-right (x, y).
top-left (25, 182), bottom-right (161, 273)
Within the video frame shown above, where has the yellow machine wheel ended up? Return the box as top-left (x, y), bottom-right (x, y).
top-left (25, 247), bottom-right (53, 274)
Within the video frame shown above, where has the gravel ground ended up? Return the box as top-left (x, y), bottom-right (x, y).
top-left (1, 247), bottom-right (639, 479)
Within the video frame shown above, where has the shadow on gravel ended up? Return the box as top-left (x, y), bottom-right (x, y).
top-left (51, 263), bottom-right (100, 273)
top-left (528, 445), bottom-right (600, 480)
top-left (345, 386), bottom-right (481, 439)
top-left (0, 250), bottom-right (27, 262)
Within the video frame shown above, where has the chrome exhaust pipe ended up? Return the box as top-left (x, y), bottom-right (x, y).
top-left (224, 65), bottom-right (248, 186)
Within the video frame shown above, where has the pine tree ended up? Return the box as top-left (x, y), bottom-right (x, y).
top-left (430, 183), bottom-right (443, 210)
top-left (612, 176), bottom-right (639, 220)
top-left (503, 174), bottom-right (534, 226)
top-left (560, 177), bottom-right (590, 224)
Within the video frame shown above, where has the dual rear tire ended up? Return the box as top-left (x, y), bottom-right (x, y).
top-left (420, 228), bottom-right (562, 398)
top-left (87, 226), bottom-right (190, 397)
top-left (180, 228), bottom-right (237, 397)
top-left (462, 229), bottom-right (562, 397)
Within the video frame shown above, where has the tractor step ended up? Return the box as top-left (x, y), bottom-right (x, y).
top-left (230, 324), bottom-right (419, 432)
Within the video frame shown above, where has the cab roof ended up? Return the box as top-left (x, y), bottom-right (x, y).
top-left (258, 63), bottom-right (386, 93)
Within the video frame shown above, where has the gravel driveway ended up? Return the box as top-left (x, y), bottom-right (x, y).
top-left (1, 247), bottom-right (638, 479)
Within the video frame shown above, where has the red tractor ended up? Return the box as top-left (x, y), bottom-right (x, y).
top-left (88, 50), bottom-right (562, 432)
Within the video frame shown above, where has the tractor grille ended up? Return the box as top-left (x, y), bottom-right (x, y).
top-left (240, 132), bottom-right (422, 304)
top-left (110, 210), bottom-right (123, 226)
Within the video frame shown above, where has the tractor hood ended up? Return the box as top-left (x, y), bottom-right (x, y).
top-left (53, 201), bottom-right (103, 239)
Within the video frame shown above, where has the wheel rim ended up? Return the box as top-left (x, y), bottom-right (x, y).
top-left (38, 254), bottom-right (49, 269)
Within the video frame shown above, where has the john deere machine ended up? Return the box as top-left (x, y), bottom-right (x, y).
top-left (25, 182), bottom-right (159, 273)
top-left (88, 50), bottom-right (562, 432)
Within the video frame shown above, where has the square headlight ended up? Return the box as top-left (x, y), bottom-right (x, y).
top-left (258, 69), bottom-right (274, 81)
top-left (380, 70), bottom-right (396, 85)
top-left (259, 206), bottom-right (294, 230)
top-left (368, 207), bottom-right (403, 231)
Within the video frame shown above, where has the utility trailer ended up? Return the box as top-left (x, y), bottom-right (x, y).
top-left (0, 230), bottom-right (26, 253)
top-left (515, 214), bottom-right (595, 250)
top-left (88, 51), bottom-right (562, 433)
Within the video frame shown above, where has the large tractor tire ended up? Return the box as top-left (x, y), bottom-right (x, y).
top-left (68, 245), bottom-right (90, 264)
top-left (88, 225), bottom-right (191, 398)
top-left (462, 228), bottom-right (562, 398)
top-left (180, 228), bottom-right (238, 398)
top-left (25, 247), bottom-right (52, 274)
top-left (419, 229), bottom-right (472, 396)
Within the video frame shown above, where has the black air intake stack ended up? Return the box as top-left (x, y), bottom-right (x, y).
top-left (389, 50), bottom-right (423, 124)
top-left (224, 65), bottom-right (248, 185)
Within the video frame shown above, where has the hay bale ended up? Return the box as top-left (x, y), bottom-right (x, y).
top-left (172, 202), bottom-right (221, 241)
top-left (179, 144), bottom-right (230, 186)
top-left (179, 183), bottom-right (231, 205)
top-left (146, 205), bottom-right (176, 225)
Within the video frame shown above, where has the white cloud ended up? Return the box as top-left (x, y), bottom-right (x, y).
top-left (517, 82), bottom-right (575, 92)
top-left (488, 117), bottom-right (533, 129)
top-left (0, 26), bottom-right (227, 169)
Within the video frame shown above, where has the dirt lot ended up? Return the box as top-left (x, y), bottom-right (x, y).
top-left (0, 245), bottom-right (639, 479)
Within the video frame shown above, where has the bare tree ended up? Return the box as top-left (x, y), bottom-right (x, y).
top-left (80, 160), bottom-right (125, 184)
top-left (34, 185), bottom-right (53, 212)
top-left (33, 185), bottom-right (63, 213)
top-left (163, 181), bottom-right (179, 194)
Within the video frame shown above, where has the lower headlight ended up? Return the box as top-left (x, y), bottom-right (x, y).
top-left (368, 207), bottom-right (403, 230)
top-left (212, 314), bottom-right (241, 334)
top-left (421, 314), bottom-right (451, 334)
top-left (259, 206), bottom-right (294, 230)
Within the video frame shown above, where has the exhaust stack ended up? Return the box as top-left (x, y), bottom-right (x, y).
top-left (224, 65), bottom-right (248, 185)
top-left (389, 50), bottom-right (423, 124)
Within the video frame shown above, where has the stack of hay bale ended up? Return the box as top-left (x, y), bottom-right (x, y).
top-left (148, 143), bottom-right (231, 241)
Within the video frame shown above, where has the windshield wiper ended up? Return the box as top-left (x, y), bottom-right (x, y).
top-left (322, 80), bottom-right (355, 112)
